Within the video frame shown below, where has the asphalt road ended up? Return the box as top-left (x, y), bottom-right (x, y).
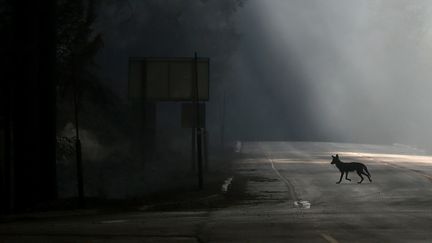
top-left (1, 142), bottom-right (432, 242)
top-left (216, 141), bottom-right (432, 242)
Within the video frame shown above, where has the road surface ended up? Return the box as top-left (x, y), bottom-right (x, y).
top-left (1, 142), bottom-right (432, 242)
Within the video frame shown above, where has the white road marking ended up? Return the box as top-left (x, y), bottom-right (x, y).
top-left (235, 141), bottom-right (242, 152)
top-left (221, 177), bottom-right (233, 193)
top-left (100, 219), bottom-right (129, 224)
top-left (294, 200), bottom-right (311, 209)
top-left (259, 143), bottom-right (309, 206)
top-left (321, 233), bottom-right (339, 243)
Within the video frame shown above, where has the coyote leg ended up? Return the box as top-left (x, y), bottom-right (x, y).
top-left (357, 171), bottom-right (364, 184)
top-left (337, 172), bottom-right (344, 184)
top-left (361, 171), bottom-right (372, 182)
top-left (345, 172), bottom-right (351, 181)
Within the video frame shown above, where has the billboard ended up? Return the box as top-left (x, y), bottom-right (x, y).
top-left (128, 57), bottom-right (209, 101)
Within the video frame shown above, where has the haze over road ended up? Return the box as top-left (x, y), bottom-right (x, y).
top-left (227, 141), bottom-right (432, 242)
top-left (1, 142), bottom-right (432, 242)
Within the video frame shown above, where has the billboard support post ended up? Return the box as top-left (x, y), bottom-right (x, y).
top-left (194, 52), bottom-right (204, 190)
top-left (128, 55), bottom-right (209, 190)
top-left (191, 114), bottom-right (196, 172)
top-left (73, 74), bottom-right (84, 207)
top-left (221, 90), bottom-right (226, 148)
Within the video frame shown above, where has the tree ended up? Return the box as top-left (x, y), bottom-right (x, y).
top-left (57, 0), bottom-right (103, 103)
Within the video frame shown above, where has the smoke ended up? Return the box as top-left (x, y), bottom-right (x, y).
top-left (229, 0), bottom-right (432, 148)
top-left (60, 0), bottom-right (432, 198)
top-left (55, 0), bottom-right (248, 199)
top-left (95, 0), bottom-right (245, 99)
top-left (94, 0), bottom-right (246, 146)
top-left (96, 0), bottom-right (432, 147)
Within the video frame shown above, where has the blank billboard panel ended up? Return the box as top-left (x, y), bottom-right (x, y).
top-left (128, 57), bottom-right (209, 101)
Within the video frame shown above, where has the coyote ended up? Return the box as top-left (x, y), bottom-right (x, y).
top-left (331, 154), bottom-right (372, 184)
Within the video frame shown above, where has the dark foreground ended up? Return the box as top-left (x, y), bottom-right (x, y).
top-left (1, 142), bottom-right (432, 242)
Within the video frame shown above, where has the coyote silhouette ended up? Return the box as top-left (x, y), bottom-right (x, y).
top-left (331, 154), bottom-right (372, 184)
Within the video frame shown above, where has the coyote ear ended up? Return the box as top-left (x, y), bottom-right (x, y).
top-left (332, 155), bottom-right (335, 158)
top-left (336, 154), bottom-right (339, 158)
